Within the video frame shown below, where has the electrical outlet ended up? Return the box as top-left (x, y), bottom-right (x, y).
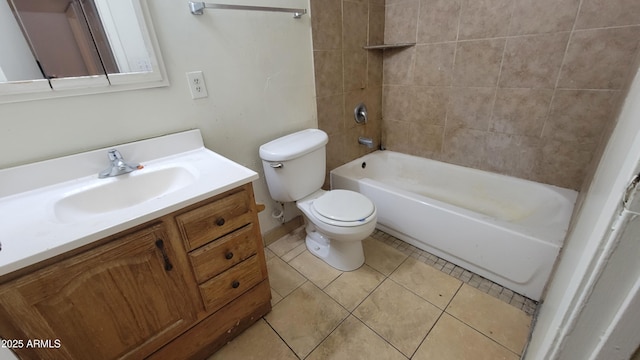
top-left (186, 71), bottom-right (208, 99)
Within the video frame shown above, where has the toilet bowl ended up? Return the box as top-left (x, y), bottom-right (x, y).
top-left (259, 129), bottom-right (377, 271)
top-left (297, 189), bottom-right (376, 271)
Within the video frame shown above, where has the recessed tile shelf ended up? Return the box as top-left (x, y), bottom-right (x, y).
top-left (363, 43), bottom-right (415, 50)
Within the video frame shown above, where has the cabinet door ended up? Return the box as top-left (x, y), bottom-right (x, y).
top-left (0, 223), bottom-right (196, 360)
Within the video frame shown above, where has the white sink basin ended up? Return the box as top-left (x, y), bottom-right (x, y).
top-left (0, 129), bottom-right (259, 277)
top-left (53, 165), bottom-right (197, 222)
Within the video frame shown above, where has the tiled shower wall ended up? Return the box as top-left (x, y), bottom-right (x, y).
top-left (310, 0), bottom-right (385, 186)
top-left (382, 0), bottom-right (640, 190)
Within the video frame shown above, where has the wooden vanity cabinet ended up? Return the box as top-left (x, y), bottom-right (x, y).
top-left (0, 183), bottom-right (271, 360)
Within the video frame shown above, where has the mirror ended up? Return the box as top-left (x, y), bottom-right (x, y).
top-left (0, 0), bottom-right (166, 101)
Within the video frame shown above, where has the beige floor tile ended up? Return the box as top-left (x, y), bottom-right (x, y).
top-left (288, 250), bottom-right (343, 289)
top-left (268, 228), bottom-right (306, 257)
top-left (353, 279), bottom-right (442, 357)
top-left (271, 288), bottom-right (283, 307)
top-left (413, 313), bottom-right (519, 360)
top-left (265, 281), bottom-right (349, 358)
top-left (324, 264), bottom-right (386, 311)
top-left (307, 315), bottom-right (407, 360)
top-left (281, 242), bottom-right (307, 262)
top-left (446, 284), bottom-right (532, 354)
top-left (390, 257), bottom-right (463, 309)
top-left (362, 237), bottom-right (408, 275)
top-left (208, 319), bottom-right (298, 360)
top-left (264, 247), bottom-right (276, 261)
top-left (266, 257), bottom-right (306, 297)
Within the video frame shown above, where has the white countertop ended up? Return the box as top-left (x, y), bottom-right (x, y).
top-left (0, 129), bottom-right (258, 277)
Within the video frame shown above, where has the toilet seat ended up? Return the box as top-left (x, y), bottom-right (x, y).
top-left (310, 190), bottom-right (375, 227)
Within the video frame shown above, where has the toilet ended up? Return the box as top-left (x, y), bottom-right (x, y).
top-left (259, 129), bottom-right (377, 271)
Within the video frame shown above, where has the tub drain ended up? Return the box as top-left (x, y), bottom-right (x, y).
top-left (361, 162), bottom-right (367, 169)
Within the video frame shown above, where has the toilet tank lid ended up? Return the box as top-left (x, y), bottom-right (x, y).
top-left (259, 129), bottom-right (328, 161)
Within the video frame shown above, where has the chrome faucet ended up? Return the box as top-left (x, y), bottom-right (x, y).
top-left (99, 149), bottom-right (140, 178)
top-left (358, 137), bottom-right (374, 148)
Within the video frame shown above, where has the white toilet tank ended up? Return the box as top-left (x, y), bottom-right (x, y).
top-left (259, 129), bottom-right (329, 202)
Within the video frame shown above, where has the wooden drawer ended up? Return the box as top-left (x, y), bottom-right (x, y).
top-left (176, 189), bottom-right (254, 250)
top-left (189, 224), bottom-right (258, 284)
top-left (199, 255), bottom-right (264, 313)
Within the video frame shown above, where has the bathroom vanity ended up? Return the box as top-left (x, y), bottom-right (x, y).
top-left (0, 130), bottom-right (271, 359)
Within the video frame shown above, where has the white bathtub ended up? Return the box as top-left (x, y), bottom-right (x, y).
top-left (331, 151), bottom-right (577, 300)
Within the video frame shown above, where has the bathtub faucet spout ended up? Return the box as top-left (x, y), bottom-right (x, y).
top-left (358, 137), bottom-right (374, 148)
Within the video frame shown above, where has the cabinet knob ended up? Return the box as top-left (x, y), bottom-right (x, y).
top-left (225, 252), bottom-right (234, 260)
top-left (215, 218), bottom-right (225, 226)
top-left (231, 280), bottom-right (240, 289)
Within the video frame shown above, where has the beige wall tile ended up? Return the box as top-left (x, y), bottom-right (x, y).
top-left (408, 123), bottom-right (444, 157)
top-left (368, 51), bottom-right (384, 86)
top-left (311, 0), bottom-right (342, 50)
top-left (543, 90), bottom-right (619, 143)
top-left (509, 0), bottom-right (579, 35)
top-left (446, 285), bottom-right (532, 354)
top-left (558, 27), bottom-right (640, 90)
top-left (499, 32), bottom-right (569, 88)
top-left (343, 1), bottom-right (369, 50)
top-left (307, 316), bottom-right (406, 360)
top-left (383, 85), bottom-right (412, 120)
top-left (490, 88), bottom-right (553, 136)
top-left (324, 265), bottom-right (386, 310)
top-left (344, 50), bottom-right (368, 91)
top-left (289, 251), bottom-right (343, 289)
top-left (417, 0), bottom-right (461, 43)
top-left (354, 279), bottom-right (442, 357)
top-left (446, 87), bottom-right (495, 131)
top-left (314, 50), bottom-right (344, 97)
top-left (317, 95), bottom-right (345, 136)
top-left (413, 313), bottom-right (519, 360)
top-left (408, 86), bottom-right (449, 125)
top-left (369, 4), bottom-right (386, 46)
top-left (326, 131), bottom-right (348, 171)
top-left (384, 0), bottom-right (419, 43)
top-left (382, 119), bottom-right (412, 153)
top-left (413, 43), bottom-right (456, 86)
top-left (265, 282), bottom-right (349, 358)
top-left (485, 133), bottom-right (541, 179)
top-left (442, 127), bottom-right (487, 168)
top-left (575, 0), bottom-right (640, 29)
top-left (537, 138), bottom-right (597, 189)
top-left (458, 0), bottom-right (513, 40)
top-left (383, 47), bottom-right (415, 85)
top-left (390, 257), bottom-right (462, 309)
top-left (210, 320), bottom-right (298, 360)
top-left (453, 39), bottom-right (505, 87)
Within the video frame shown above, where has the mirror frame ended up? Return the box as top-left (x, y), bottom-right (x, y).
top-left (0, 0), bottom-right (168, 104)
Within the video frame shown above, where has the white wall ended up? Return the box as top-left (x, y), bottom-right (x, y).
top-left (525, 66), bottom-right (640, 359)
top-left (0, 0), bottom-right (316, 234)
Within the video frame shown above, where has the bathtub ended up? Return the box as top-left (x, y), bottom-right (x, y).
top-left (331, 151), bottom-right (577, 300)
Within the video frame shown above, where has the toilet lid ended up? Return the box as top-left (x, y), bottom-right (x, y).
top-left (312, 190), bottom-right (375, 222)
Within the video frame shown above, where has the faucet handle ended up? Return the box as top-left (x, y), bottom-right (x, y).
top-left (107, 149), bottom-right (123, 161)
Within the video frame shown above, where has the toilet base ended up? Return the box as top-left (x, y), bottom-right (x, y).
top-left (305, 228), bottom-right (364, 272)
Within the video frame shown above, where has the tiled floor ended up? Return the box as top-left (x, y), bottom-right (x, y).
top-left (209, 227), bottom-right (534, 360)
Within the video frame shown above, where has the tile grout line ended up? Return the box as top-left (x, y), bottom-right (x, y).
top-left (370, 229), bottom-right (538, 315)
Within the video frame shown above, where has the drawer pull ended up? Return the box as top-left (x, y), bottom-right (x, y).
top-left (215, 218), bottom-right (226, 226)
top-left (231, 280), bottom-right (240, 289)
top-left (225, 252), bottom-right (234, 260)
